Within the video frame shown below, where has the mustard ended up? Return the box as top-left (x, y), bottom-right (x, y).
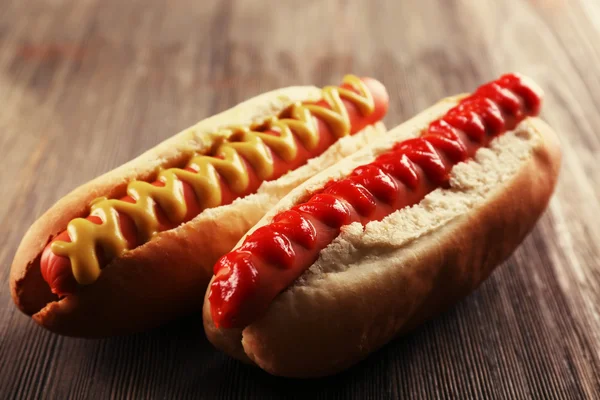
top-left (51, 75), bottom-right (376, 285)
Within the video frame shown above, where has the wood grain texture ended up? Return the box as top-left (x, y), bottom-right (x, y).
top-left (1, 0), bottom-right (599, 398)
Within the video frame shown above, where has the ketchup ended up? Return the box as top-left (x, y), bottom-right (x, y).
top-left (209, 73), bottom-right (543, 329)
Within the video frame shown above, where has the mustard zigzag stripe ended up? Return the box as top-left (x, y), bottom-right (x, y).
top-left (51, 75), bottom-right (375, 284)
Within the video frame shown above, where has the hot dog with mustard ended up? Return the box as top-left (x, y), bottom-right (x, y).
top-left (10, 75), bottom-right (389, 337)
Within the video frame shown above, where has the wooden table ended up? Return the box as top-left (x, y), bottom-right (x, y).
top-left (1, 0), bottom-right (599, 398)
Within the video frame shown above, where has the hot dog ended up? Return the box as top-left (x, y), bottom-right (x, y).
top-left (203, 73), bottom-right (561, 377)
top-left (10, 75), bottom-right (389, 337)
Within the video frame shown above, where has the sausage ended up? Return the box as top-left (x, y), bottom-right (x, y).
top-left (208, 73), bottom-right (543, 329)
top-left (41, 77), bottom-right (390, 296)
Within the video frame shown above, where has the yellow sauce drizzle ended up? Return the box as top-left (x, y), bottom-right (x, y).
top-left (51, 75), bottom-right (375, 285)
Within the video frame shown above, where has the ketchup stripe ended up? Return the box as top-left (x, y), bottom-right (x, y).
top-left (209, 73), bottom-right (543, 329)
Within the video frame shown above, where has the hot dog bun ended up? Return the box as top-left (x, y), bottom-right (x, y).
top-left (10, 84), bottom-right (386, 337)
top-left (203, 93), bottom-right (561, 377)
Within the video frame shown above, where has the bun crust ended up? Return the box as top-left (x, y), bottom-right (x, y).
top-left (203, 101), bottom-right (561, 377)
top-left (10, 85), bottom-right (386, 337)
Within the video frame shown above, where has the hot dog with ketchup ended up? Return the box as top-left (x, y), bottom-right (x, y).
top-left (10, 75), bottom-right (389, 337)
top-left (203, 73), bottom-right (561, 377)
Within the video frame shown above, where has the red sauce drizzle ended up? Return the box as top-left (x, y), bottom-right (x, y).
top-left (209, 73), bottom-right (543, 329)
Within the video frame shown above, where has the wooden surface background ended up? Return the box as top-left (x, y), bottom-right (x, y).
top-left (1, 0), bottom-right (599, 398)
